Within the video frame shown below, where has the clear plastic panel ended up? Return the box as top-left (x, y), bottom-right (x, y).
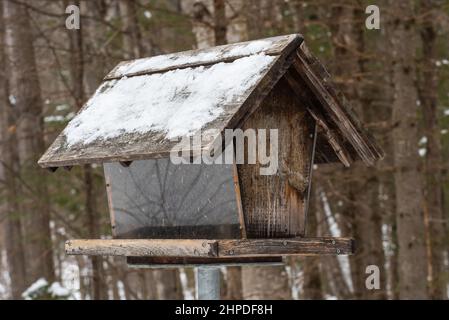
top-left (104, 159), bottom-right (240, 239)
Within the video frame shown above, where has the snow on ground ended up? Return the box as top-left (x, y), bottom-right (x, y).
top-left (115, 40), bottom-right (272, 76)
top-left (63, 53), bottom-right (275, 146)
top-left (320, 191), bottom-right (354, 293)
top-left (0, 250), bottom-right (10, 299)
top-left (22, 278), bottom-right (48, 299)
top-left (60, 258), bottom-right (81, 300)
top-left (48, 282), bottom-right (71, 297)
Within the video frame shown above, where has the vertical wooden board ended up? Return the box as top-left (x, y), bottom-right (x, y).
top-left (237, 78), bottom-right (315, 238)
top-left (104, 168), bottom-right (117, 238)
top-left (232, 160), bottom-right (247, 239)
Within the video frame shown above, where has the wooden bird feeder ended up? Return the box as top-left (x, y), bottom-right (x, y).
top-left (39, 34), bottom-right (383, 268)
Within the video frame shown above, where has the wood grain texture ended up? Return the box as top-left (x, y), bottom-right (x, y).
top-left (284, 69), bottom-right (352, 166)
top-left (237, 78), bottom-right (315, 238)
top-left (218, 237), bottom-right (354, 257)
top-left (65, 237), bottom-right (354, 259)
top-left (232, 161), bottom-right (247, 239)
top-left (65, 239), bottom-right (218, 257)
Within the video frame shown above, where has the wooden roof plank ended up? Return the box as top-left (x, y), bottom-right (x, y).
top-left (292, 42), bottom-right (384, 165)
top-left (284, 69), bottom-right (352, 167)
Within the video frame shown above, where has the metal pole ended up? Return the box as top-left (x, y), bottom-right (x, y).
top-left (195, 266), bottom-right (220, 300)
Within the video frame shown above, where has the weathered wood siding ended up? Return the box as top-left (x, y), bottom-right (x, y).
top-left (237, 78), bottom-right (315, 238)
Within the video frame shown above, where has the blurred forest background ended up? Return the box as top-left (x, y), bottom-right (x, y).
top-left (0, 0), bottom-right (448, 300)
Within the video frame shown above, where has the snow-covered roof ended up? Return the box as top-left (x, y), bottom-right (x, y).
top-left (39, 34), bottom-right (383, 169)
top-left (65, 54), bottom-right (275, 146)
top-left (105, 34), bottom-right (298, 79)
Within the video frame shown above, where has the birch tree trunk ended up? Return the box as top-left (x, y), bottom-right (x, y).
top-left (389, 0), bottom-right (428, 299)
top-left (3, 0), bottom-right (54, 286)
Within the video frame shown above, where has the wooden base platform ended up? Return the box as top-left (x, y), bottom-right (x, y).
top-left (65, 237), bottom-right (355, 262)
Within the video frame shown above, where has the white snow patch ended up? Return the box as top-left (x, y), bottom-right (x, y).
top-left (116, 40), bottom-right (272, 75)
top-left (56, 104), bottom-right (70, 111)
top-left (64, 54), bottom-right (275, 145)
top-left (179, 268), bottom-right (194, 300)
top-left (117, 281), bottom-right (126, 300)
top-left (9, 95), bottom-right (16, 105)
top-left (419, 148), bottom-right (427, 157)
top-left (419, 136), bottom-right (427, 145)
top-left (48, 282), bottom-right (70, 297)
top-left (444, 109), bottom-right (449, 116)
top-left (0, 250), bottom-right (10, 299)
top-left (45, 115), bottom-right (65, 123)
top-left (441, 129), bottom-right (448, 135)
top-left (22, 278), bottom-right (48, 299)
top-left (61, 258), bottom-right (81, 300)
top-left (143, 10), bottom-right (152, 19)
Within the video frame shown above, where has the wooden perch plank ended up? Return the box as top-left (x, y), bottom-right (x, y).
top-left (65, 239), bottom-right (218, 257)
top-left (218, 237), bottom-right (354, 257)
top-left (65, 237), bottom-right (353, 258)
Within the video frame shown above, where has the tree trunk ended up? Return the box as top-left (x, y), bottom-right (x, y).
top-left (3, 0), bottom-right (54, 285)
top-left (225, 0), bottom-right (248, 43)
top-left (418, 0), bottom-right (447, 299)
top-left (119, 0), bottom-right (143, 59)
top-left (302, 188), bottom-right (323, 299)
top-left (0, 1), bottom-right (27, 299)
top-left (213, 0), bottom-right (226, 45)
top-left (329, 0), bottom-right (386, 299)
top-left (153, 269), bottom-right (183, 299)
top-left (222, 267), bottom-right (242, 300)
top-left (242, 266), bottom-right (291, 299)
top-left (182, 0), bottom-right (215, 49)
top-left (65, 0), bottom-right (107, 299)
top-left (388, 0), bottom-right (428, 299)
